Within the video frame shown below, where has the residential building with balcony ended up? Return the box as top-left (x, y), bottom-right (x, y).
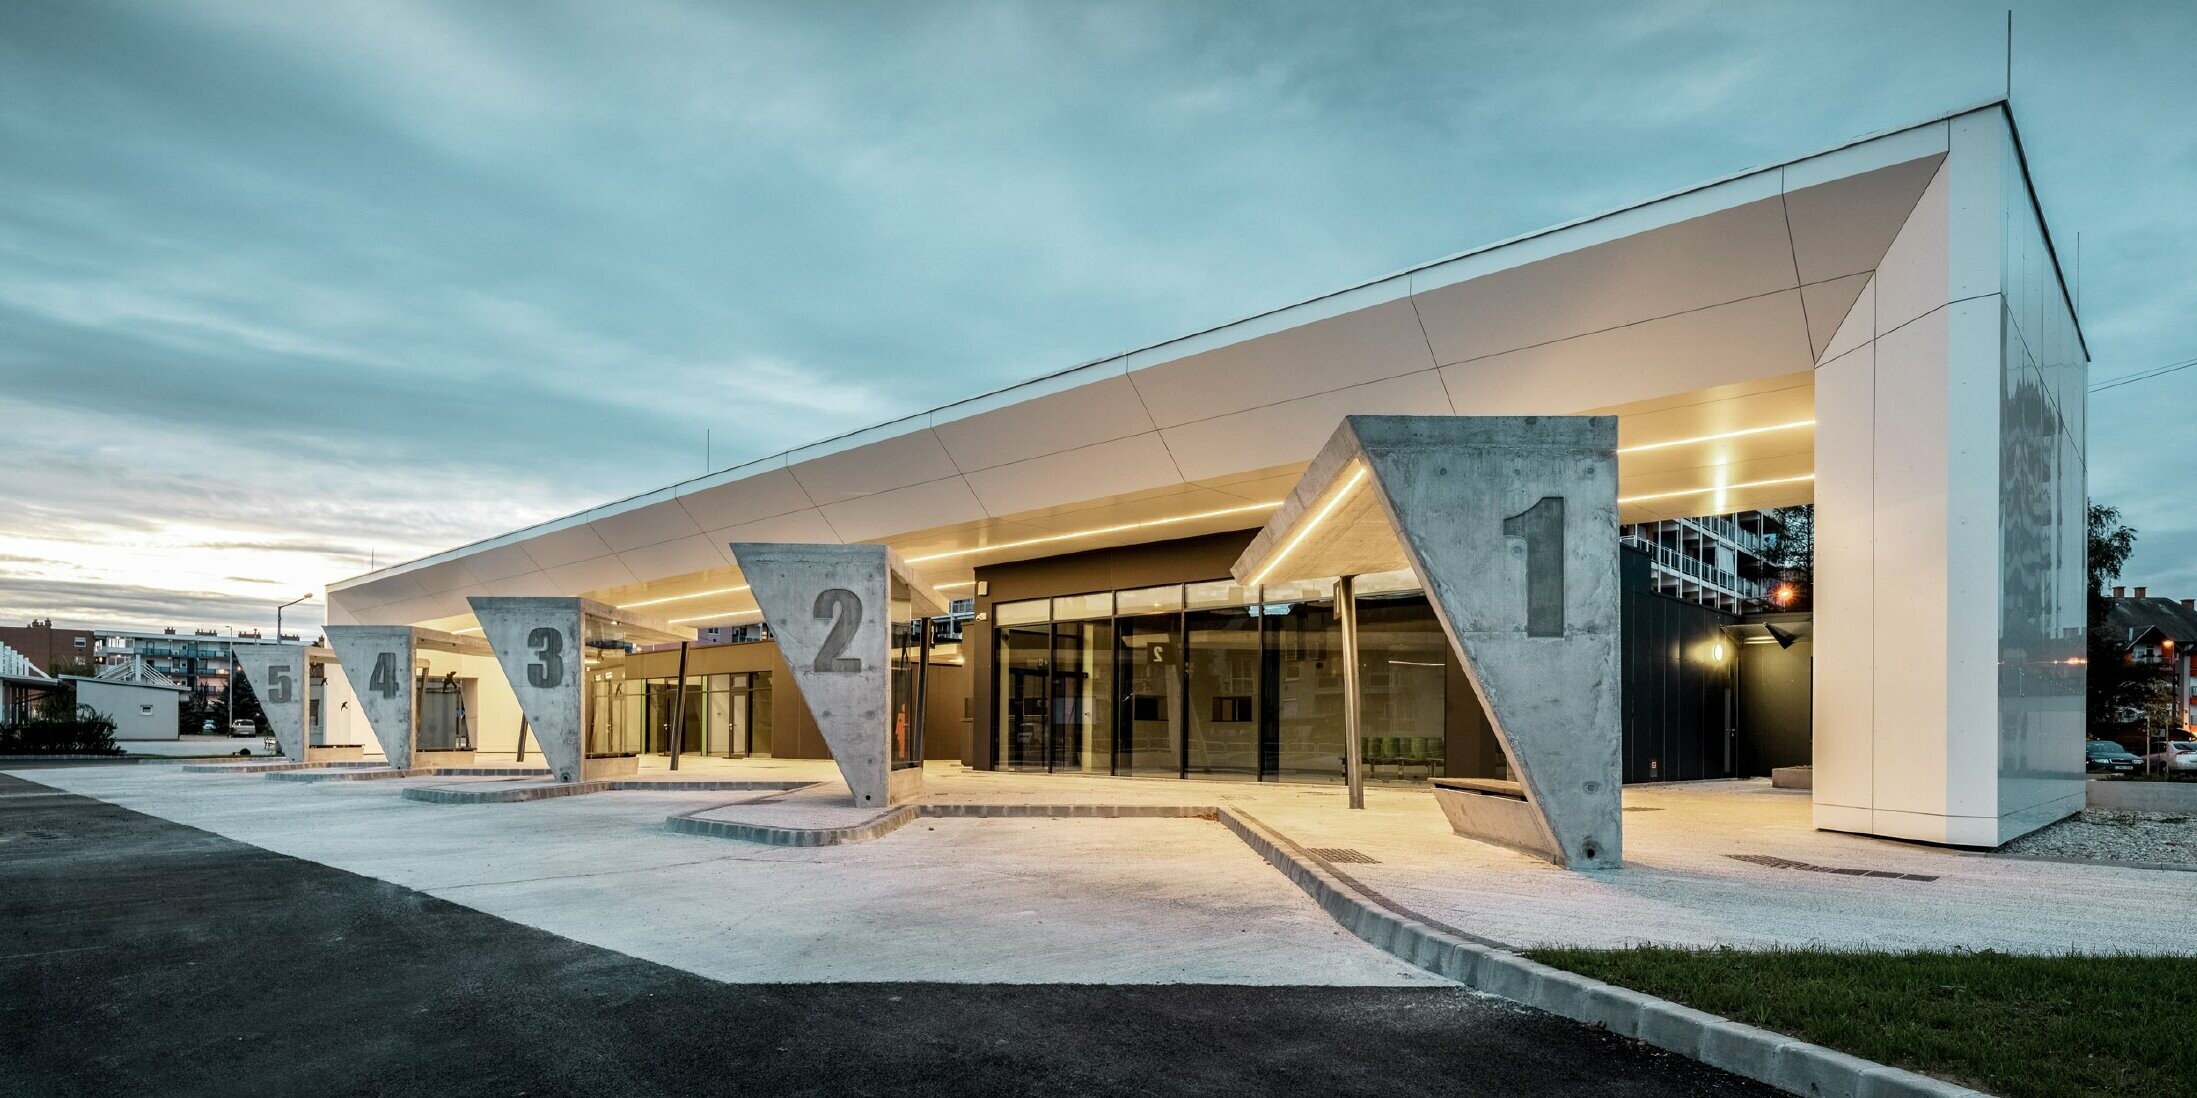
top-left (1618, 511), bottom-right (1782, 614)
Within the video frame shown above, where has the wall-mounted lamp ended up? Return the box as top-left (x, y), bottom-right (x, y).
top-left (1710, 642), bottom-right (1727, 663)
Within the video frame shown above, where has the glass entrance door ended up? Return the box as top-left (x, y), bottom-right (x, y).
top-left (998, 625), bottom-right (1051, 771)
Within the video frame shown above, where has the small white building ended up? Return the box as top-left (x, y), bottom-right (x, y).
top-left (67, 659), bottom-right (188, 741)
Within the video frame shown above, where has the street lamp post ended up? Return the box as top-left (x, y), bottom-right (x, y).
top-left (276, 594), bottom-right (311, 642)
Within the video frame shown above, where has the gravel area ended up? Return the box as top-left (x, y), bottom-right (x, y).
top-left (1999, 809), bottom-right (2197, 867)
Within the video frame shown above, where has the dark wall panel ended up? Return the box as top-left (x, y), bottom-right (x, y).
top-left (1619, 547), bottom-right (1737, 783)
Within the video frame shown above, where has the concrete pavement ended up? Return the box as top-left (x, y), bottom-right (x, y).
top-left (0, 771), bottom-right (1777, 1098)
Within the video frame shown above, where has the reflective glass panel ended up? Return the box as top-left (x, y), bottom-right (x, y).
top-left (1115, 613), bottom-right (1183, 776)
top-left (996, 625), bottom-right (1051, 770)
top-left (1049, 620), bottom-right (1115, 772)
top-left (994, 599), bottom-right (1049, 626)
top-left (1115, 584), bottom-right (1183, 615)
top-left (1051, 592), bottom-right (1114, 621)
top-left (1186, 604), bottom-right (1260, 780)
top-left (1263, 593), bottom-right (1344, 783)
top-left (1357, 592), bottom-right (1449, 782)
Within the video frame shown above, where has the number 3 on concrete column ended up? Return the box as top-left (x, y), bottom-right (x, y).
top-left (526, 627), bottom-right (564, 688)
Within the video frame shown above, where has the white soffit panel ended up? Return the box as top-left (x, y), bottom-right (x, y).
top-left (1442, 291), bottom-right (1813, 415)
top-left (587, 500), bottom-right (704, 554)
top-left (1871, 163), bottom-right (1952, 335)
top-left (1157, 372), bottom-right (1453, 483)
top-left (674, 465), bottom-right (815, 531)
top-left (704, 507), bottom-right (842, 547)
top-left (484, 571), bottom-right (562, 599)
top-left (615, 533), bottom-right (731, 581)
top-left (1411, 195), bottom-right (1799, 368)
top-left (930, 374), bottom-right (1159, 473)
top-left (788, 429), bottom-right (963, 507)
top-left (459, 542), bottom-right (541, 585)
top-left (1782, 154), bottom-right (1946, 284)
top-left (962, 434), bottom-right (1183, 517)
top-left (1801, 273), bottom-right (1874, 360)
top-left (1127, 298), bottom-right (1437, 429)
top-left (1194, 463), bottom-right (1312, 502)
top-left (520, 523), bottom-right (618, 572)
top-left (398, 560), bottom-right (473, 597)
top-left (994, 485), bottom-right (1259, 535)
top-left (817, 476), bottom-right (989, 544)
top-left (544, 555), bottom-right (640, 597)
top-left (1818, 276), bottom-right (1876, 366)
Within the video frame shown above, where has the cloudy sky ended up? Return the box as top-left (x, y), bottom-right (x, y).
top-left (2, 0), bottom-right (2191, 636)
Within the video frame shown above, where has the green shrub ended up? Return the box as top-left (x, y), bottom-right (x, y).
top-left (0, 703), bottom-right (123, 755)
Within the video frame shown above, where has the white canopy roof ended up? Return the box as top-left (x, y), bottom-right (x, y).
top-left (327, 101), bottom-right (2075, 633)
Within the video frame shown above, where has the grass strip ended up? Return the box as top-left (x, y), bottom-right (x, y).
top-left (1524, 946), bottom-right (2196, 1098)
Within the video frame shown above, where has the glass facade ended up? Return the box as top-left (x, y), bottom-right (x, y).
top-left (588, 671), bottom-right (772, 757)
top-left (992, 576), bottom-right (1454, 783)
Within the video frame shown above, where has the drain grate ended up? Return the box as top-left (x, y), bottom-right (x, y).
top-left (1309, 847), bottom-right (1380, 864)
top-left (1727, 853), bottom-right (1937, 882)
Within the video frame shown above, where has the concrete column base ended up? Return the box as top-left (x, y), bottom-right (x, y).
top-left (886, 765), bottom-right (924, 805)
top-left (1770, 766), bottom-right (1813, 790)
top-left (1430, 779), bottom-right (1565, 865)
top-left (581, 755), bottom-right (640, 780)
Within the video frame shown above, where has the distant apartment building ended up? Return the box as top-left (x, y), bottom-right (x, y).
top-left (1618, 511), bottom-right (1783, 614)
top-left (0, 619), bottom-right (102, 677)
top-left (98, 627), bottom-right (307, 718)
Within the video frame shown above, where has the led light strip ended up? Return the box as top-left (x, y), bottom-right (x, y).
top-left (1619, 473), bottom-right (1813, 505)
top-left (1618, 420), bottom-right (1815, 455)
top-left (905, 500), bottom-right (1280, 565)
top-left (668, 608), bottom-right (763, 625)
top-left (1248, 465), bottom-right (1369, 587)
top-left (622, 583), bottom-right (750, 609)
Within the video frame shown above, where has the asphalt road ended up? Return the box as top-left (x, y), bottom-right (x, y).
top-left (0, 771), bottom-right (1776, 1098)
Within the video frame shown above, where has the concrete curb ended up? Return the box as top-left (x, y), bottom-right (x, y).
top-left (265, 767), bottom-right (432, 783)
top-left (181, 759), bottom-right (384, 774)
top-left (404, 779), bottom-right (813, 805)
top-left (666, 802), bottom-right (916, 847)
top-left (664, 800), bottom-right (1223, 847)
top-left (917, 803), bottom-right (1218, 820)
top-left (404, 781), bottom-right (611, 804)
top-left (1214, 808), bottom-right (1991, 1098)
top-left (0, 754), bottom-right (137, 762)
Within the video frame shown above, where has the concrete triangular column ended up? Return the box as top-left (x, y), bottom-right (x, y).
top-left (232, 643), bottom-right (308, 762)
top-left (728, 543), bottom-right (942, 807)
top-left (1233, 415), bottom-right (1623, 869)
top-left (469, 598), bottom-right (586, 783)
top-left (326, 626), bottom-right (418, 770)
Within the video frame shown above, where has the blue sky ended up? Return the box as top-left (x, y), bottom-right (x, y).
top-left (1, 0), bottom-right (2191, 634)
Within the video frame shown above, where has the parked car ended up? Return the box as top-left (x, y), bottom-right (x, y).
top-left (2142, 740), bottom-right (2197, 772)
top-left (200, 718), bottom-right (216, 733)
top-left (229, 719), bottom-right (257, 737)
top-left (2085, 740), bottom-right (2141, 773)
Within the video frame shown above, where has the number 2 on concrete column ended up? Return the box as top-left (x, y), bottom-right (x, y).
top-left (812, 588), bottom-right (864, 672)
top-left (1502, 496), bottom-right (1566, 638)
